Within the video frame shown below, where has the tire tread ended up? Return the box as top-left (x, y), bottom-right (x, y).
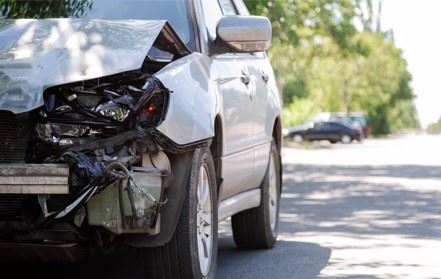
top-left (139, 148), bottom-right (218, 279)
top-left (231, 141), bottom-right (281, 249)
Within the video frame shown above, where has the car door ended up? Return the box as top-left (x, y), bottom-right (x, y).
top-left (305, 122), bottom-right (327, 140)
top-left (200, 0), bottom-right (256, 200)
top-left (320, 123), bottom-right (336, 140)
top-left (303, 123), bottom-right (317, 140)
top-left (328, 123), bottom-right (344, 141)
top-left (231, 0), bottom-right (274, 189)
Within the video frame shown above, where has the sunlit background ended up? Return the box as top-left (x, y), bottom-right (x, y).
top-left (382, 0), bottom-right (441, 128)
top-left (244, 0), bottom-right (441, 135)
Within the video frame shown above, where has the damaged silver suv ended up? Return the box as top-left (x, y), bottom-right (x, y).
top-left (0, 0), bottom-right (282, 278)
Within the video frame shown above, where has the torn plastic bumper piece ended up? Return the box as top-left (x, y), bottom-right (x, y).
top-left (0, 128), bottom-right (168, 239)
top-left (49, 137), bottom-right (168, 236)
top-left (36, 159), bottom-right (166, 236)
top-left (87, 165), bottom-right (164, 235)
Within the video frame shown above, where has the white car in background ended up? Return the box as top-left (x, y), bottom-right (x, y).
top-left (0, 0), bottom-right (282, 278)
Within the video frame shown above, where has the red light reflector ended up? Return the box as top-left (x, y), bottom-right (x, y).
top-left (146, 104), bottom-right (155, 113)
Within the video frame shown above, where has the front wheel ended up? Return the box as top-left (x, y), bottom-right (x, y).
top-left (231, 140), bottom-right (281, 249)
top-left (140, 148), bottom-right (218, 279)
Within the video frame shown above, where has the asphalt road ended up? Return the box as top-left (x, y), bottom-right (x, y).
top-left (218, 134), bottom-right (441, 279)
top-left (4, 134), bottom-right (441, 279)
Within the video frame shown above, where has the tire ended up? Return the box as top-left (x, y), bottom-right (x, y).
top-left (140, 148), bottom-right (218, 279)
top-left (293, 134), bottom-right (303, 142)
top-left (231, 140), bottom-right (281, 249)
top-left (341, 134), bottom-right (352, 144)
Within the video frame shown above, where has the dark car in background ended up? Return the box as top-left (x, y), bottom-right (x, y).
top-left (287, 121), bottom-right (364, 144)
top-left (329, 112), bottom-right (370, 137)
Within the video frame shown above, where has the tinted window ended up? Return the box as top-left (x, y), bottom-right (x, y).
top-left (350, 116), bottom-right (368, 126)
top-left (0, 0), bottom-right (193, 48)
top-left (314, 123), bottom-right (328, 130)
top-left (330, 123), bottom-right (343, 130)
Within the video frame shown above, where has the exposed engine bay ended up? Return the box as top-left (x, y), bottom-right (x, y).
top-left (36, 72), bottom-right (170, 227)
top-left (0, 72), bottom-right (171, 258)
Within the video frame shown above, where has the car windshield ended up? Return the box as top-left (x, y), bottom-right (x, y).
top-left (0, 0), bottom-right (194, 49)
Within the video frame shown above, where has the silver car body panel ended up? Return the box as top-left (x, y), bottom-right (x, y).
top-left (155, 53), bottom-right (216, 145)
top-left (218, 188), bottom-right (261, 221)
top-left (0, 19), bottom-right (167, 113)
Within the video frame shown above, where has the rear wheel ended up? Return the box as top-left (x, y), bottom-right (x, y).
top-left (231, 140), bottom-right (281, 249)
top-left (341, 134), bottom-right (352, 144)
top-left (140, 148), bottom-right (218, 279)
top-left (293, 134), bottom-right (303, 142)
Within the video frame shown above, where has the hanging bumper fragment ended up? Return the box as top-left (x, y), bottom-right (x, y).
top-left (87, 163), bottom-right (165, 235)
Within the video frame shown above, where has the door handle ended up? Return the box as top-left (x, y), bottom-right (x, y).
top-left (261, 71), bottom-right (269, 83)
top-left (241, 72), bottom-right (251, 86)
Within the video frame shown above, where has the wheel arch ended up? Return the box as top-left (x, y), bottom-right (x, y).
top-left (272, 116), bottom-right (283, 192)
top-left (272, 116), bottom-right (282, 154)
top-left (210, 114), bottom-right (224, 195)
top-left (155, 53), bottom-right (216, 146)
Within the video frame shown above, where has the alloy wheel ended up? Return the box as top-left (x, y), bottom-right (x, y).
top-left (268, 154), bottom-right (279, 235)
top-left (196, 165), bottom-right (213, 276)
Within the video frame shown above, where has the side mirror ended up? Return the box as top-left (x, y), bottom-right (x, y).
top-left (216, 16), bottom-right (272, 53)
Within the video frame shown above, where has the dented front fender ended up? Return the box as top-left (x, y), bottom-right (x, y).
top-left (155, 53), bottom-right (216, 146)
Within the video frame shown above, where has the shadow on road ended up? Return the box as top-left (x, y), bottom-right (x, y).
top-left (1, 226), bottom-right (332, 279)
top-left (281, 162), bottom-right (441, 278)
top-left (0, 248), bottom-right (145, 279)
top-left (0, 238), bottom-right (331, 279)
top-left (281, 163), bottom-right (441, 238)
top-left (218, 236), bottom-right (331, 279)
top-left (285, 164), bottom-right (441, 180)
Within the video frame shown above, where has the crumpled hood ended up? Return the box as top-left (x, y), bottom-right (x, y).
top-left (0, 18), bottom-right (167, 113)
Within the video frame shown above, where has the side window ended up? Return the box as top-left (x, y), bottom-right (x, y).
top-left (233, 0), bottom-right (250, 15)
top-left (218, 0), bottom-right (238, 15)
top-left (314, 123), bottom-right (325, 130)
top-left (201, 0), bottom-right (224, 39)
top-left (317, 123), bottom-right (333, 130)
top-left (330, 123), bottom-right (340, 130)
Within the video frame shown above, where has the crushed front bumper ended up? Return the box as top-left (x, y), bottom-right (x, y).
top-left (0, 158), bottom-right (166, 236)
top-left (0, 164), bottom-right (69, 195)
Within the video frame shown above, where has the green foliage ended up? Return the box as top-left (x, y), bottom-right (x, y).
top-left (282, 98), bottom-right (318, 127)
top-left (388, 100), bottom-right (420, 132)
top-left (427, 117), bottom-right (441, 134)
top-left (0, 0), bottom-right (92, 19)
top-left (246, 0), bottom-right (419, 135)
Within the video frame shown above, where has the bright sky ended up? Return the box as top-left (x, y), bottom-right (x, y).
top-left (382, 0), bottom-right (441, 128)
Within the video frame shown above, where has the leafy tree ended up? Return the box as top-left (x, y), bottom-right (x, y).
top-left (246, 0), bottom-right (419, 135)
top-left (0, 0), bottom-right (92, 19)
top-left (245, 0), bottom-right (358, 48)
top-left (427, 117), bottom-right (441, 134)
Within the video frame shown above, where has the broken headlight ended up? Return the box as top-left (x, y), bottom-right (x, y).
top-left (35, 123), bottom-right (91, 146)
top-left (37, 73), bottom-right (170, 145)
